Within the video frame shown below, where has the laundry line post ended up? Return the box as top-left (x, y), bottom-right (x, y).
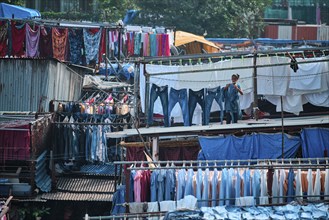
top-left (281, 96), bottom-right (284, 158)
top-left (252, 48), bottom-right (259, 121)
top-left (144, 65), bottom-right (150, 128)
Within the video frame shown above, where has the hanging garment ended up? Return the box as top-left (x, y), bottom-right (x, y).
top-left (279, 168), bottom-right (286, 204)
top-left (325, 168), bottom-right (329, 200)
top-left (0, 21), bottom-right (8, 57)
top-left (83, 28), bottom-right (102, 65)
top-left (163, 33), bottom-right (170, 56)
top-left (184, 168), bottom-right (194, 197)
top-left (142, 33), bottom-right (150, 56)
top-left (260, 169), bottom-right (269, 205)
top-left (68, 29), bottom-right (83, 65)
top-left (219, 168), bottom-right (227, 206)
top-left (313, 168), bottom-right (321, 201)
top-left (11, 21), bottom-right (25, 57)
top-left (212, 168), bottom-right (219, 207)
top-left (234, 168), bottom-right (241, 205)
top-left (25, 24), bottom-right (40, 57)
top-left (272, 169), bottom-right (279, 204)
top-left (168, 88), bottom-right (189, 126)
top-left (196, 168), bottom-right (203, 208)
top-left (188, 88), bottom-right (205, 126)
top-left (295, 168), bottom-right (303, 201)
top-left (287, 168), bottom-right (295, 203)
top-left (157, 169), bottom-right (166, 202)
top-left (134, 32), bottom-right (141, 55)
top-left (149, 33), bottom-right (157, 57)
top-left (52, 28), bottom-right (68, 61)
top-left (39, 26), bottom-right (52, 57)
top-left (133, 170), bottom-right (143, 202)
top-left (252, 169), bottom-right (261, 205)
top-left (98, 29), bottom-right (106, 63)
top-left (150, 170), bottom-right (158, 202)
top-left (165, 168), bottom-right (176, 201)
top-left (225, 168), bottom-right (234, 206)
top-left (156, 34), bottom-right (162, 56)
top-left (307, 168), bottom-right (313, 201)
top-left (148, 84), bottom-right (169, 127)
top-left (140, 170), bottom-right (151, 202)
top-left (290, 57), bottom-right (298, 72)
top-left (202, 168), bottom-right (210, 207)
top-left (243, 169), bottom-right (251, 197)
top-left (126, 32), bottom-right (134, 56)
top-left (176, 169), bottom-right (186, 201)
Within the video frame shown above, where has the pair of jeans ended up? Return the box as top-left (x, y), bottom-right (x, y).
top-left (204, 86), bottom-right (224, 124)
top-left (148, 84), bottom-right (169, 127)
top-left (226, 112), bottom-right (238, 124)
top-left (168, 88), bottom-right (189, 126)
top-left (165, 169), bottom-right (176, 201)
top-left (189, 89), bottom-right (205, 126)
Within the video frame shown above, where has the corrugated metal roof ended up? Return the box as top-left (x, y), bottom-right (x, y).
top-left (40, 177), bottom-right (115, 202)
top-left (57, 178), bottom-right (115, 193)
top-left (79, 164), bottom-right (119, 176)
top-left (35, 151), bottom-right (52, 192)
top-left (0, 59), bottom-right (83, 112)
top-left (40, 192), bottom-right (113, 202)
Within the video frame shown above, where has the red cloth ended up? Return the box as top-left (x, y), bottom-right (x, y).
top-left (140, 170), bottom-right (151, 202)
top-left (39, 26), bottom-right (52, 58)
top-left (159, 145), bottom-right (200, 161)
top-left (11, 21), bottom-right (25, 57)
top-left (52, 28), bottom-right (68, 61)
top-left (127, 32), bottom-right (134, 57)
top-left (0, 21), bottom-right (8, 57)
top-left (98, 29), bottom-right (106, 63)
top-left (0, 124), bottom-right (31, 164)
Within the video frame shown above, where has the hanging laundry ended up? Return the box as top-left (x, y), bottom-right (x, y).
top-left (52, 28), bottom-right (68, 61)
top-left (11, 21), bottom-right (25, 57)
top-left (0, 21), bottom-right (8, 57)
top-left (163, 33), bottom-right (170, 56)
top-left (68, 29), bottom-right (83, 65)
top-left (126, 32), bottom-right (134, 57)
top-left (134, 32), bottom-right (141, 55)
top-left (25, 24), bottom-right (40, 58)
top-left (83, 28), bottom-right (102, 65)
top-left (98, 29), bottom-right (106, 63)
top-left (39, 26), bottom-right (52, 58)
top-left (290, 56), bottom-right (298, 72)
top-left (109, 30), bottom-right (118, 53)
top-left (149, 33), bottom-right (157, 57)
top-left (156, 34), bottom-right (162, 56)
top-left (142, 33), bottom-right (150, 56)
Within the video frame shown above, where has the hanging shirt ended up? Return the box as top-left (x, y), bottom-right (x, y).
top-left (234, 168), bottom-right (241, 204)
top-left (278, 168), bottom-right (286, 204)
top-left (287, 168), bottom-right (295, 203)
top-left (196, 168), bottom-right (203, 208)
top-left (25, 24), bottom-right (40, 57)
top-left (165, 168), bottom-right (176, 201)
top-left (150, 170), bottom-right (158, 202)
top-left (295, 168), bottom-right (303, 201)
top-left (219, 168), bottom-right (227, 206)
top-left (260, 169), bottom-right (268, 205)
top-left (313, 168), bottom-right (321, 200)
top-left (140, 170), bottom-right (151, 202)
top-left (176, 169), bottom-right (186, 201)
top-left (157, 169), bottom-right (166, 202)
top-left (133, 170), bottom-right (143, 202)
top-left (11, 21), bottom-right (25, 57)
top-left (212, 168), bottom-right (219, 207)
top-left (307, 168), bottom-right (314, 201)
top-left (68, 29), bottom-right (83, 65)
top-left (0, 21), bottom-right (8, 57)
top-left (223, 83), bottom-right (241, 113)
top-left (252, 169), bottom-right (261, 205)
top-left (184, 168), bottom-right (194, 197)
top-left (202, 168), bottom-right (210, 207)
top-left (134, 32), bottom-right (141, 55)
top-left (52, 28), bottom-right (68, 61)
top-left (83, 28), bottom-right (102, 65)
top-left (272, 169), bottom-right (279, 204)
top-left (243, 169), bottom-right (251, 197)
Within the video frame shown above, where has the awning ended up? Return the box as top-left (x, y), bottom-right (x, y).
top-left (174, 31), bottom-right (220, 54)
top-left (0, 3), bottom-right (41, 19)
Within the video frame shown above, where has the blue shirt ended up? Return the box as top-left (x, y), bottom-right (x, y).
top-left (223, 83), bottom-right (240, 113)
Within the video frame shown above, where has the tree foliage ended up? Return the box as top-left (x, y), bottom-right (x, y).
top-left (133, 0), bottom-right (272, 38)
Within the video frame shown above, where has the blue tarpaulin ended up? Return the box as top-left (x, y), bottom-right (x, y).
top-left (0, 3), bottom-right (41, 19)
top-left (198, 133), bottom-right (301, 161)
top-left (301, 128), bottom-right (329, 158)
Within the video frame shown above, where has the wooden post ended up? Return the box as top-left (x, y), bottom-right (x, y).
top-left (152, 137), bottom-right (159, 161)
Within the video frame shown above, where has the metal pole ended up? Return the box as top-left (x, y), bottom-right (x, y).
top-left (144, 66), bottom-right (150, 127)
top-left (117, 27), bottom-right (122, 61)
top-left (253, 48), bottom-right (259, 121)
top-left (281, 96), bottom-right (284, 158)
top-left (105, 28), bottom-right (109, 80)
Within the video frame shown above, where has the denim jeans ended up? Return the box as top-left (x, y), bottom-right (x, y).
top-left (148, 84), bottom-right (169, 127)
top-left (226, 112), bottom-right (238, 124)
top-left (204, 86), bottom-right (224, 125)
top-left (168, 88), bottom-right (189, 126)
top-left (189, 89), bottom-right (205, 126)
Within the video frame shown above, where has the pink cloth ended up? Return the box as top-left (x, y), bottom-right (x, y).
top-left (11, 21), bottom-right (25, 57)
top-left (25, 24), bottom-right (40, 57)
top-left (143, 33), bottom-right (150, 56)
top-left (134, 170), bottom-right (143, 202)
